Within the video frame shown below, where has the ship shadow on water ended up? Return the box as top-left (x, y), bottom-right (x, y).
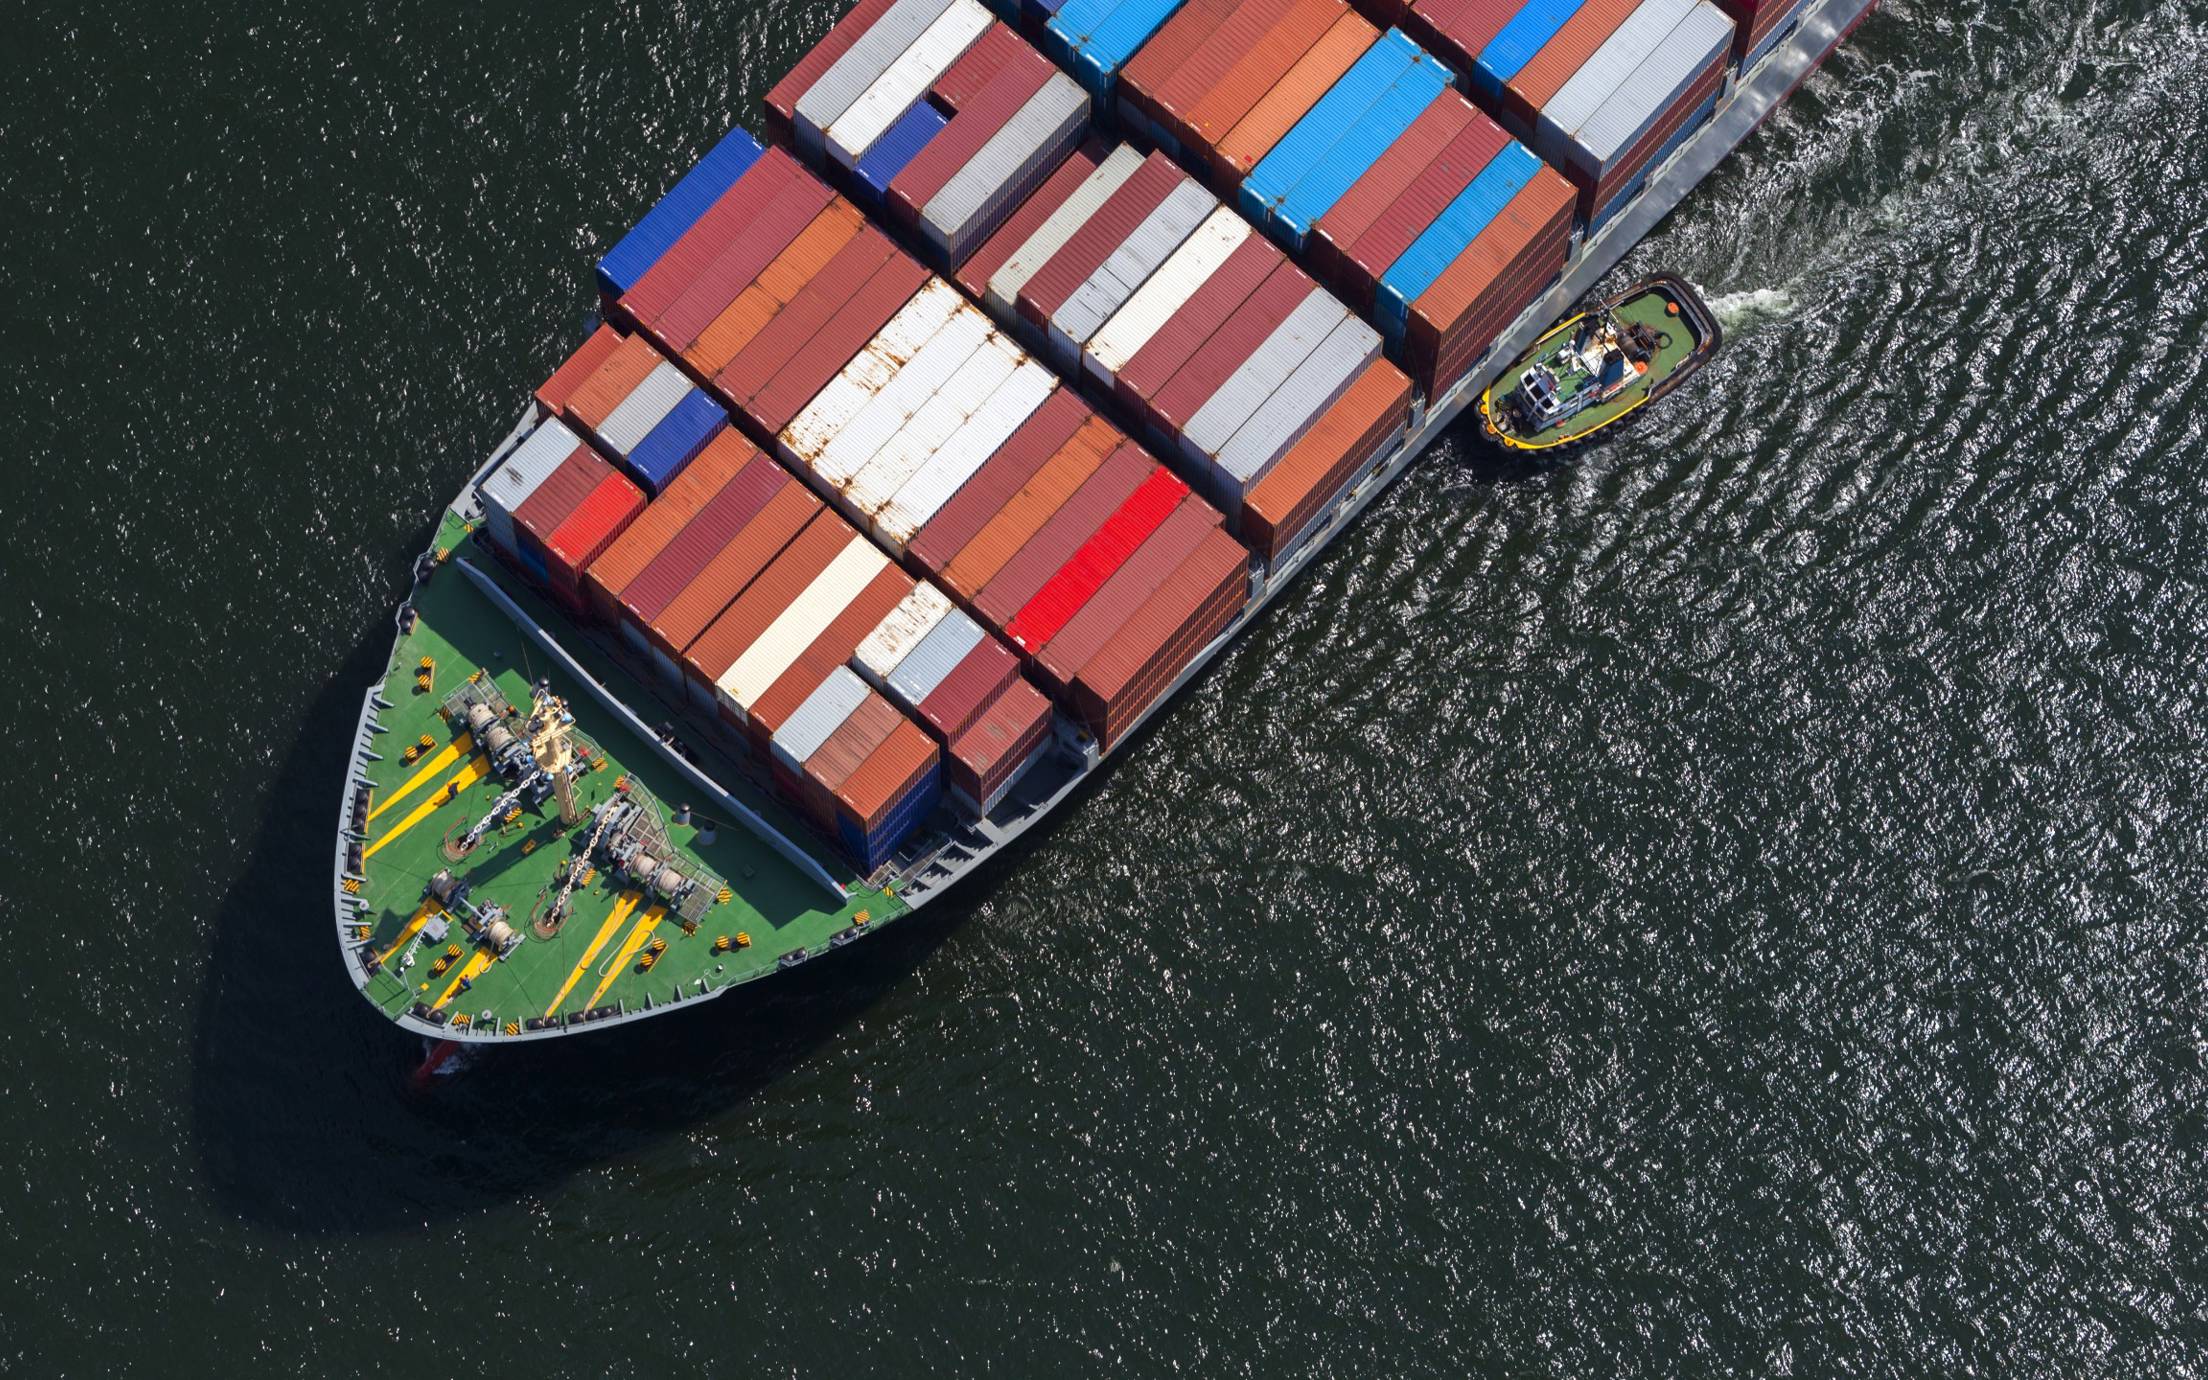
top-left (187, 609), bottom-right (986, 1237)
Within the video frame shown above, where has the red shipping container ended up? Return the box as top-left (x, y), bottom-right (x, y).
top-left (583, 428), bottom-right (754, 624)
top-left (836, 718), bottom-right (939, 837)
top-left (615, 448), bottom-right (787, 628)
top-left (764, 0), bottom-right (901, 143)
top-left (1112, 232), bottom-right (1280, 415)
top-left (536, 324), bottom-right (625, 419)
top-left (542, 469), bottom-right (646, 608)
top-left (621, 149), bottom-right (807, 324)
top-left (890, 43), bottom-right (1053, 227)
top-left (1144, 260), bottom-right (1312, 440)
top-left (562, 333), bottom-right (664, 434)
top-left (650, 183), bottom-right (847, 355)
top-left (1014, 153), bottom-right (1183, 332)
top-left (1116, 0), bottom-right (1245, 132)
top-left (915, 637), bottom-right (1022, 742)
top-left (512, 447), bottom-right (604, 560)
top-left (745, 563), bottom-right (916, 758)
top-left (908, 389), bottom-right (1091, 575)
top-left (932, 20), bottom-right (1022, 111)
top-left (1207, 10), bottom-right (1376, 187)
top-left (974, 442), bottom-right (1151, 631)
top-left (746, 254), bottom-right (932, 435)
top-left (683, 510), bottom-right (850, 695)
top-left (952, 136), bottom-right (1106, 301)
top-left (639, 476), bottom-right (822, 658)
top-left (1401, 0), bottom-right (1521, 78)
top-left (946, 677), bottom-right (1054, 809)
top-left (1007, 465), bottom-right (1190, 653)
top-left (940, 416), bottom-right (1119, 602)
top-left (1502, 0), bottom-right (1641, 132)
top-left (1033, 496), bottom-right (1221, 696)
top-left (1307, 92), bottom-right (1475, 306)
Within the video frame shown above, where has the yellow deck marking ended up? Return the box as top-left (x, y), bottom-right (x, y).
top-left (375, 901), bottom-right (444, 966)
top-left (362, 754), bottom-right (491, 861)
top-left (367, 733), bottom-right (474, 823)
top-left (431, 949), bottom-right (496, 1011)
top-left (581, 904), bottom-right (669, 1013)
top-left (540, 891), bottom-right (643, 1018)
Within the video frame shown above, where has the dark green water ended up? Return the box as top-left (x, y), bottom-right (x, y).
top-left (10, 1), bottom-right (2208, 1374)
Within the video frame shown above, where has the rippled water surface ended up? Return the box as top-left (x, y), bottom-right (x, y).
top-left (8, 2), bottom-right (2208, 1374)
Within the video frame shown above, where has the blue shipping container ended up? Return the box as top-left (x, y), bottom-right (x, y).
top-left (624, 392), bottom-right (726, 495)
top-left (1376, 142), bottom-right (1541, 336)
top-left (1476, 0), bottom-right (1588, 95)
top-left (595, 126), bottom-right (766, 299)
top-left (1272, 60), bottom-right (1450, 248)
top-left (1239, 34), bottom-right (1416, 230)
top-left (858, 101), bottom-right (952, 201)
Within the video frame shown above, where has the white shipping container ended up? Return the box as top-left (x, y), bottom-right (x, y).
top-left (479, 418), bottom-right (584, 555)
top-left (716, 536), bottom-right (893, 716)
top-left (1083, 206), bottom-right (1248, 383)
top-left (875, 360), bottom-right (1054, 548)
top-left (1046, 178), bottom-right (1216, 366)
top-left (827, 0), bottom-right (994, 169)
top-left (772, 666), bottom-right (875, 775)
top-left (846, 340), bottom-right (1021, 517)
top-left (594, 360), bottom-right (691, 457)
top-left (813, 310), bottom-right (995, 490)
top-left (985, 145), bottom-right (1145, 317)
top-left (1181, 289), bottom-right (1345, 464)
top-left (782, 280), bottom-right (969, 471)
top-left (922, 73), bottom-right (1091, 260)
top-left (855, 584), bottom-right (956, 688)
top-left (1538, 0), bottom-right (1693, 155)
top-left (1215, 314), bottom-right (1379, 487)
top-left (1573, 3), bottom-right (1731, 173)
top-left (796, 0), bottom-right (960, 160)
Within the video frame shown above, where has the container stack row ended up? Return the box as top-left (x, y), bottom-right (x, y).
top-left (1105, 4), bottom-right (1577, 394)
top-left (1709, 0), bottom-right (1808, 73)
top-left (1387, 0), bottom-right (1736, 233)
top-left (763, 0), bottom-right (1091, 267)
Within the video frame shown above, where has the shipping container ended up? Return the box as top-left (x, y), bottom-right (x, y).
top-left (1302, 90), bottom-right (1471, 303)
top-left (479, 418), bottom-right (588, 566)
top-left (1012, 152), bottom-right (1183, 341)
top-left (1043, 176), bottom-right (1217, 370)
top-left (607, 442), bottom-right (788, 639)
top-left (1713, 0), bottom-right (1807, 70)
top-left (785, 287), bottom-right (992, 491)
top-left (1111, 232), bottom-right (1278, 417)
top-left (914, 636), bottom-right (1023, 740)
top-left (975, 442), bottom-right (1150, 629)
top-left (1032, 494), bottom-right (1220, 694)
top-left (747, 255), bottom-right (936, 436)
top-left (1240, 29), bottom-right (1452, 251)
top-left (875, 359), bottom-right (1058, 549)
top-left (906, 387), bottom-right (1089, 572)
top-left (661, 199), bottom-right (868, 367)
top-left (712, 222), bottom-right (901, 416)
top-left (541, 468), bottom-right (647, 611)
top-left (772, 666), bottom-right (875, 779)
top-left (1044, 0), bottom-right (1191, 96)
top-left (1403, 161), bottom-right (1575, 392)
top-left (1143, 258), bottom-right (1312, 442)
top-left (857, 101), bottom-right (953, 203)
top-left (683, 510), bottom-right (851, 712)
top-left (535, 325), bottom-right (625, 420)
top-left (582, 428), bottom-right (756, 624)
top-left (978, 145), bottom-right (1145, 317)
top-left (618, 148), bottom-right (820, 327)
top-left (767, 0), bottom-right (904, 141)
top-left (791, 0), bottom-right (984, 162)
top-left (854, 583), bottom-right (957, 689)
top-left (1067, 525), bottom-right (1248, 746)
top-left (1006, 464), bottom-right (1192, 652)
top-left (802, 694), bottom-right (905, 831)
top-left (945, 677), bottom-right (1055, 812)
top-left (1329, 101), bottom-right (1509, 314)
top-left (937, 414), bottom-right (1118, 598)
top-left (1238, 356), bottom-right (1410, 563)
top-left (953, 137), bottom-right (1106, 300)
top-left (561, 333), bottom-right (664, 434)
top-left (1172, 0), bottom-right (1342, 159)
top-left (597, 126), bottom-right (769, 298)
top-left (835, 717), bottom-right (941, 871)
top-left (745, 562), bottom-right (918, 755)
top-left (1178, 290), bottom-right (1364, 503)
top-left (887, 609), bottom-right (988, 708)
top-left (1081, 205), bottom-right (1251, 385)
top-left (1113, 0), bottom-right (1240, 149)
top-left (1211, 11), bottom-right (1379, 189)
top-left (715, 533), bottom-right (894, 722)
top-left (640, 478), bottom-right (823, 678)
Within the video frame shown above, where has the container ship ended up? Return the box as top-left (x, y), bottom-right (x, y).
top-left (336, 0), bottom-right (1876, 1042)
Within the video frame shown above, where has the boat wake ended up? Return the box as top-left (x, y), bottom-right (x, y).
top-left (1702, 284), bottom-right (1798, 332)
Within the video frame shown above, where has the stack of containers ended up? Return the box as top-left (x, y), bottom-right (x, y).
top-left (1115, 0), bottom-right (1381, 194)
top-left (477, 419), bottom-right (647, 613)
top-left (543, 329), bottom-right (732, 495)
top-left (769, 0), bottom-right (1090, 266)
top-left (1409, 0), bottom-right (1735, 232)
top-left (594, 126), bottom-right (768, 299)
top-left (1237, 358), bottom-right (1410, 564)
top-left (1041, 0), bottom-right (1191, 97)
top-left (1234, 29), bottom-right (1454, 255)
top-left (775, 278), bottom-right (1061, 555)
top-left (1710, 0), bottom-right (1805, 72)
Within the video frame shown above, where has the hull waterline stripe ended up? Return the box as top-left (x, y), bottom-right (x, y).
top-left (366, 733), bottom-right (475, 823)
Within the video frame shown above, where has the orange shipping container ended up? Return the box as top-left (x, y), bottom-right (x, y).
top-left (743, 564), bottom-right (916, 756)
top-left (1209, 12), bottom-right (1377, 188)
top-left (536, 324), bottom-right (625, 419)
top-left (562, 333), bottom-right (663, 432)
top-left (647, 478), bottom-right (824, 658)
top-left (681, 201), bottom-right (867, 376)
top-left (939, 417), bottom-right (1121, 602)
top-left (1239, 359), bottom-right (1411, 563)
top-left (581, 429), bottom-right (756, 624)
top-left (682, 510), bottom-right (850, 695)
top-left (1179, 0), bottom-right (1341, 157)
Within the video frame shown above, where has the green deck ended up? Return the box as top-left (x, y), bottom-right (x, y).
top-left (349, 508), bottom-right (905, 1036)
top-left (1499, 289), bottom-right (1702, 445)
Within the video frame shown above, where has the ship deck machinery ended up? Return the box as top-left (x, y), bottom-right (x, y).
top-left (334, 0), bottom-right (1878, 1043)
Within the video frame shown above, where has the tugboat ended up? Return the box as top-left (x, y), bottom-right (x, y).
top-left (1478, 275), bottom-right (1721, 453)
